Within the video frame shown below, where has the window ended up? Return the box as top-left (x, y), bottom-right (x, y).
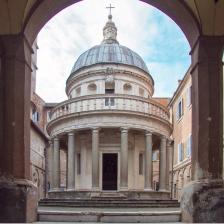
top-left (123, 83), bottom-right (132, 93)
top-left (75, 87), bottom-right (81, 96)
top-left (186, 86), bottom-right (192, 107)
top-left (186, 134), bottom-right (192, 157)
top-left (105, 88), bottom-right (114, 94)
top-left (105, 80), bottom-right (115, 94)
top-left (152, 151), bottom-right (157, 161)
top-left (176, 98), bottom-right (183, 120)
top-left (88, 83), bottom-right (97, 94)
top-left (32, 109), bottom-right (39, 123)
top-left (178, 143), bottom-right (183, 162)
top-left (77, 153), bottom-right (81, 175)
top-left (105, 97), bottom-right (115, 106)
top-left (139, 153), bottom-right (143, 175)
top-left (139, 87), bottom-right (144, 97)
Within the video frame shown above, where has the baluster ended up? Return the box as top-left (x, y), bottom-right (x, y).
top-left (116, 98), bottom-right (119, 109)
top-left (123, 98), bottom-right (126, 110)
top-left (94, 99), bottom-right (96, 110)
top-left (87, 99), bottom-right (89, 111)
top-left (130, 99), bottom-right (133, 111)
top-left (80, 100), bottom-right (83, 112)
top-left (101, 98), bottom-right (104, 109)
top-left (136, 100), bottom-right (139, 111)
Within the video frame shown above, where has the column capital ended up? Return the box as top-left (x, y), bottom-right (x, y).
top-left (161, 135), bottom-right (167, 141)
top-left (145, 131), bottom-right (152, 136)
top-left (53, 136), bottom-right (59, 141)
top-left (121, 127), bottom-right (129, 133)
top-left (68, 132), bottom-right (75, 136)
top-left (167, 139), bottom-right (173, 147)
top-left (92, 127), bottom-right (100, 133)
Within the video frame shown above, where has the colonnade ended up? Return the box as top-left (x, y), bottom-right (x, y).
top-left (49, 128), bottom-right (171, 192)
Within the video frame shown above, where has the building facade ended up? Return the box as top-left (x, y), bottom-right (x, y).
top-left (46, 14), bottom-right (173, 199)
top-left (169, 69), bottom-right (192, 200)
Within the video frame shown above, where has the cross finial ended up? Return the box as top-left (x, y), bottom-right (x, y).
top-left (106, 4), bottom-right (115, 16)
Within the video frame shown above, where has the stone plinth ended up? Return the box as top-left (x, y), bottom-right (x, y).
top-left (181, 179), bottom-right (224, 223)
top-left (0, 179), bottom-right (37, 222)
top-left (47, 190), bottom-right (170, 200)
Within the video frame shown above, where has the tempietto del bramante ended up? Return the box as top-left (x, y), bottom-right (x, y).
top-left (46, 11), bottom-right (173, 200)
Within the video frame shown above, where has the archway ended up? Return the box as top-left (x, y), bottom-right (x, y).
top-left (1, 0), bottom-right (224, 223)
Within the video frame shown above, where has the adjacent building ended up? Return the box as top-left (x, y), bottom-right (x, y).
top-left (169, 69), bottom-right (192, 200)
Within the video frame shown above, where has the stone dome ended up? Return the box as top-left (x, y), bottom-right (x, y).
top-left (69, 14), bottom-right (150, 78)
top-left (70, 43), bottom-right (149, 74)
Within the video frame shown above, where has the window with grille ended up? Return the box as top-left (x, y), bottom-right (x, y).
top-left (176, 98), bottom-right (183, 120)
top-left (105, 97), bottom-right (115, 106)
top-left (139, 153), bottom-right (143, 175)
top-left (178, 143), bottom-right (183, 162)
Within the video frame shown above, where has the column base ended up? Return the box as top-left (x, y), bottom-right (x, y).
top-left (119, 186), bottom-right (128, 191)
top-left (67, 187), bottom-right (75, 191)
top-left (91, 187), bottom-right (100, 191)
top-left (144, 188), bottom-right (154, 192)
top-left (50, 187), bottom-right (61, 192)
top-left (159, 189), bottom-right (169, 193)
top-left (181, 179), bottom-right (224, 223)
top-left (0, 178), bottom-right (37, 223)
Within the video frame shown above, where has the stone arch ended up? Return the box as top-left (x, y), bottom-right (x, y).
top-left (183, 165), bottom-right (190, 186)
top-left (23, 0), bottom-right (200, 47)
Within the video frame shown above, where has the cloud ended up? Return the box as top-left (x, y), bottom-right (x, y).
top-left (36, 0), bottom-right (190, 102)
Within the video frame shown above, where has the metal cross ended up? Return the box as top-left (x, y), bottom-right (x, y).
top-left (106, 4), bottom-right (115, 16)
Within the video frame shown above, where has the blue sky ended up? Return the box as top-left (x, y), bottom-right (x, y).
top-left (36, 0), bottom-right (191, 102)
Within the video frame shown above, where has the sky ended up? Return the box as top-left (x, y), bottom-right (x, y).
top-left (36, 0), bottom-right (191, 102)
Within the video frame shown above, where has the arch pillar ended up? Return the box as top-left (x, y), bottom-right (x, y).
top-left (181, 36), bottom-right (224, 223)
top-left (0, 34), bottom-right (37, 222)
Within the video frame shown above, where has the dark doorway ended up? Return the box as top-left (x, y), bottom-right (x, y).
top-left (102, 153), bottom-right (118, 190)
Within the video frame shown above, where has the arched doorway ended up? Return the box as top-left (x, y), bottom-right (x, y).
top-left (0, 1), bottom-right (224, 223)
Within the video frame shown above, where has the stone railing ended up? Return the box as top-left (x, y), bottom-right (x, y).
top-left (49, 94), bottom-right (170, 122)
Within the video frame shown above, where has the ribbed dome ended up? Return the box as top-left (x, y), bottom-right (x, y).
top-left (69, 14), bottom-right (150, 77)
top-left (70, 43), bottom-right (149, 74)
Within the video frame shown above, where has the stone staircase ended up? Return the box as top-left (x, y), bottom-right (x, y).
top-left (38, 197), bottom-right (181, 222)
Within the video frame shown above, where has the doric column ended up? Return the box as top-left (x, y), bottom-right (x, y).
top-left (92, 128), bottom-right (100, 190)
top-left (159, 136), bottom-right (167, 191)
top-left (144, 132), bottom-right (153, 190)
top-left (67, 132), bottom-right (75, 190)
top-left (166, 140), bottom-right (173, 191)
top-left (52, 137), bottom-right (60, 190)
top-left (120, 128), bottom-right (128, 190)
top-left (48, 140), bottom-right (54, 191)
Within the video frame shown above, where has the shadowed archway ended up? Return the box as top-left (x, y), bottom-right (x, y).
top-left (0, 0), bottom-right (224, 223)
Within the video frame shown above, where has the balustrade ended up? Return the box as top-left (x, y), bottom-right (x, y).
top-left (49, 94), bottom-right (169, 122)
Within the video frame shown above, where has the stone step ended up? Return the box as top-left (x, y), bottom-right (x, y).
top-left (38, 207), bottom-right (181, 223)
top-left (39, 198), bottom-right (180, 208)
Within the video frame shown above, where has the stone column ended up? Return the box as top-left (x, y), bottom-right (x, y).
top-left (67, 132), bottom-right (75, 190)
top-left (120, 128), bottom-right (128, 190)
top-left (181, 36), bottom-right (224, 223)
top-left (144, 132), bottom-right (153, 190)
top-left (48, 140), bottom-right (54, 191)
top-left (0, 35), bottom-right (37, 222)
top-left (166, 140), bottom-right (173, 191)
top-left (52, 137), bottom-right (60, 190)
top-left (92, 128), bottom-right (100, 191)
top-left (159, 136), bottom-right (167, 191)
